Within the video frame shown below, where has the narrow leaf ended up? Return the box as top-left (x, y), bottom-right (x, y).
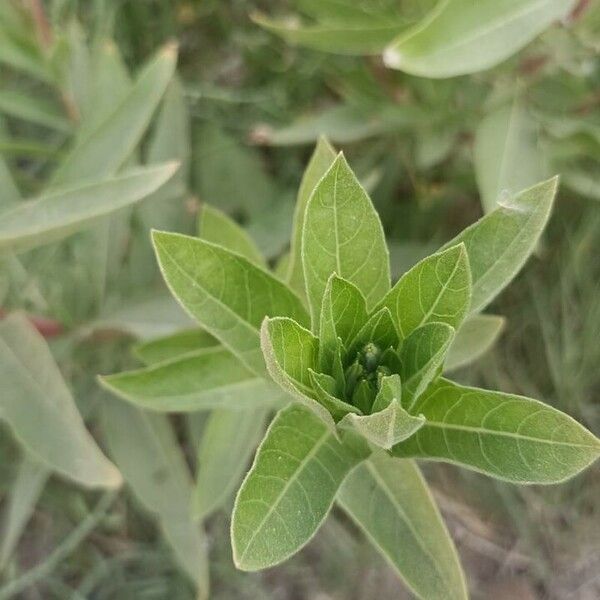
top-left (152, 231), bottom-right (309, 376)
top-left (0, 163), bottom-right (178, 254)
top-left (231, 404), bottom-right (366, 570)
top-left (134, 329), bottom-right (218, 365)
top-left (338, 454), bottom-right (468, 600)
top-left (393, 378), bottom-right (600, 484)
top-left (302, 153), bottom-right (390, 325)
top-left (443, 177), bottom-right (558, 313)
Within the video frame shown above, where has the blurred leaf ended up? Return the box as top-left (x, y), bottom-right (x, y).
top-left (445, 314), bottom-right (505, 372)
top-left (198, 204), bottom-right (265, 267)
top-left (338, 454), bottom-right (467, 600)
top-left (100, 398), bottom-right (209, 595)
top-left (0, 91), bottom-right (71, 132)
top-left (51, 42), bottom-right (177, 186)
top-left (443, 177), bottom-right (558, 313)
top-left (475, 102), bottom-right (546, 213)
top-left (0, 455), bottom-right (50, 570)
top-left (384, 0), bottom-right (576, 77)
top-left (0, 162), bottom-right (178, 254)
top-left (134, 329), bottom-right (218, 365)
top-left (101, 347), bottom-right (282, 412)
top-left (192, 408), bottom-right (268, 519)
top-left (0, 313), bottom-right (121, 488)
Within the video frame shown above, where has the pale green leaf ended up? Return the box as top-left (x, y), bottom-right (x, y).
top-left (231, 404), bottom-right (366, 570)
top-left (475, 102), bottom-right (546, 213)
top-left (309, 369), bottom-right (361, 421)
top-left (153, 231), bottom-right (309, 375)
top-left (0, 91), bottom-right (71, 132)
top-left (261, 317), bottom-right (334, 428)
top-left (443, 177), bottom-right (558, 313)
top-left (400, 322), bottom-right (455, 409)
top-left (134, 329), bottom-right (218, 365)
top-left (302, 153), bottom-right (390, 324)
top-left (338, 454), bottom-right (467, 600)
top-left (287, 137), bottom-right (336, 296)
top-left (384, 0), bottom-right (575, 78)
top-left (377, 244), bottom-right (471, 340)
top-left (193, 408), bottom-right (268, 519)
top-left (0, 313), bottom-right (121, 488)
top-left (101, 398), bottom-right (208, 594)
top-left (0, 455), bottom-right (49, 570)
top-left (340, 399), bottom-right (424, 449)
top-left (445, 314), bottom-right (505, 372)
top-left (0, 163), bottom-right (178, 254)
top-left (198, 204), bottom-right (265, 267)
top-left (51, 42), bottom-right (177, 186)
top-left (100, 347), bottom-right (281, 412)
top-left (254, 13), bottom-right (408, 55)
top-left (393, 378), bottom-right (600, 484)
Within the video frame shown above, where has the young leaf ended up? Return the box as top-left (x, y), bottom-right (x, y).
top-left (261, 317), bottom-right (334, 428)
top-left (152, 231), bottom-right (309, 376)
top-left (338, 454), bottom-right (468, 600)
top-left (443, 177), bottom-right (558, 313)
top-left (193, 408), bottom-right (269, 519)
top-left (0, 313), bottom-right (121, 489)
top-left (346, 307), bottom-right (399, 356)
top-left (0, 163), bottom-right (178, 254)
top-left (393, 378), bottom-right (600, 484)
top-left (302, 153), bottom-right (390, 325)
top-left (100, 347), bottom-right (280, 412)
top-left (287, 137), bottom-right (336, 296)
top-left (101, 398), bottom-right (209, 594)
top-left (384, 0), bottom-right (574, 78)
top-left (340, 399), bottom-right (425, 449)
top-left (231, 404), bottom-right (367, 571)
top-left (309, 369), bottom-right (361, 421)
top-left (377, 244), bottom-right (471, 340)
top-left (399, 322), bottom-right (455, 409)
top-left (134, 329), bottom-right (218, 365)
top-left (319, 274), bottom-right (368, 372)
top-left (475, 101), bottom-right (546, 213)
top-left (51, 42), bottom-right (177, 185)
top-left (445, 314), bottom-right (505, 372)
top-left (198, 204), bottom-right (265, 267)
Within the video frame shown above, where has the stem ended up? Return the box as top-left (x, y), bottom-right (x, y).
top-left (26, 0), bottom-right (53, 50)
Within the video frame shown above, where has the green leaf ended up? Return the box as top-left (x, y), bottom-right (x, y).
top-left (0, 455), bottom-right (49, 570)
top-left (152, 231), bottom-right (309, 376)
top-left (134, 329), bottom-right (218, 365)
top-left (193, 408), bottom-right (268, 519)
top-left (346, 307), bottom-right (399, 355)
top-left (0, 91), bottom-right (71, 133)
top-left (399, 322), bottom-right (455, 409)
top-left (338, 454), bottom-right (467, 600)
top-left (378, 244), bottom-right (471, 340)
top-left (100, 398), bottom-right (209, 594)
top-left (51, 42), bottom-right (177, 186)
top-left (302, 153), bottom-right (390, 324)
top-left (254, 13), bottom-right (409, 55)
top-left (384, 0), bottom-right (575, 78)
top-left (309, 369), bottom-right (360, 421)
top-left (318, 274), bottom-right (367, 372)
top-left (231, 404), bottom-right (367, 570)
top-left (475, 101), bottom-right (546, 213)
top-left (261, 317), bottom-right (334, 428)
top-left (392, 378), bottom-right (600, 484)
top-left (340, 399), bottom-right (424, 449)
top-left (0, 313), bottom-right (121, 488)
top-left (443, 177), bottom-right (557, 313)
top-left (198, 204), bottom-right (265, 267)
top-left (0, 163), bottom-right (178, 254)
top-left (287, 137), bottom-right (336, 296)
top-left (445, 314), bottom-right (505, 372)
top-left (100, 347), bottom-right (280, 412)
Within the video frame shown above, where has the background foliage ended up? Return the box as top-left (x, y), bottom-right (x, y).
top-left (0, 0), bottom-right (599, 598)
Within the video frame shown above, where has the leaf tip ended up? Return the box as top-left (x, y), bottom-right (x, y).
top-left (382, 46), bottom-right (403, 70)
